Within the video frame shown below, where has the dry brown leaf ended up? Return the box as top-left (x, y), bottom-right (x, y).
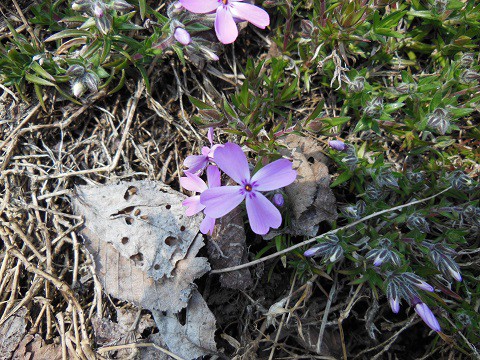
top-left (207, 206), bottom-right (253, 290)
top-left (11, 334), bottom-right (74, 360)
top-left (0, 307), bottom-right (27, 360)
top-left (72, 180), bottom-right (202, 280)
top-left (152, 290), bottom-right (217, 360)
top-left (84, 226), bottom-right (209, 313)
top-left (73, 181), bottom-right (210, 312)
top-left (278, 134), bottom-right (338, 236)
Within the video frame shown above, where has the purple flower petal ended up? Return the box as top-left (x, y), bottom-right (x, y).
top-left (229, 2), bottom-right (270, 29)
top-left (200, 215), bottom-right (216, 235)
top-left (212, 142), bottom-right (250, 184)
top-left (251, 159), bottom-right (297, 191)
top-left (182, 195), bottom-right (205, 216)
top-left (304, 245), bottom-right (322, 257)
top-left (184, 154), bottom-right (208, 174)
top-left (215, 6), bottom-right (238, 44)
top-left (180, 172), bottom-right (208, 193)
top-left (179, 0), bottom-right (219, 13)
top-left (207, 127), bottom-right (214, 146)
top-left (245, 191), bottom-right (282, 235)
top-left (414, 303), bottom-right (441, 332)
top-left (206, 165), bottom-right (221, 188)
top-left (201, 185), bottom-right (244, 218)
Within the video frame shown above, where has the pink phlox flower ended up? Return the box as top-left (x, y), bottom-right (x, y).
top-left (183, 127), bottom-right (221, 174)
top-left (200, 142), bottom-right (297, 235)
top-left (179, 0), bottom-right (270, 44)
top-left (180, 165), bottom-right (221, 235)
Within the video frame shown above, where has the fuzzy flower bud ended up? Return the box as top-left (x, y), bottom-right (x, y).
top-left (328, 140), bottom-right (346, 151)
top-left (67, 64), bottom-right (85, 77)
top-left (460, 69), bottom-right (480, 83)
top-left (273, 193), bottom-right (284, 207)
top-left (174, 27), bottom-right (191, 46)
top-left (427, 108), bottom-right (450, 135)
top-left (111, 0), bottom-right (134, 11)
top-left (93, 3), bottom-right (104, 17)
top-left (459, 53), bottom-right (475, 67)
top-left (349, 76), bottom-right (365, 93)
top-left (72, 81), bottom-right (86, 97)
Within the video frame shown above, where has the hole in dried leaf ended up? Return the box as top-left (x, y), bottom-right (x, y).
top-left (125, 217), bottom-right (134, 225)
top-left (134, 209), bottom-right (141, 216)
top-left (180, 225), bottom-right (186, 232)
top-left (124, 186), bottom-right (138, 200)
top-left (154, 264), bottom-right (160, 270)
top-left (111, 206), bottom-right (135, 216)
top-left (130, 253), bottom-right (143, 263)
top-left (121, 237), bottom-right (129, 244)
top-left (165, 236), bottom-right (178, 246)
top-left (307, 156), bottom-right (315, 164)
top-left (166, 204), bottom-right (171, 209)
top-left (178, 308), bottom-right (187, 326)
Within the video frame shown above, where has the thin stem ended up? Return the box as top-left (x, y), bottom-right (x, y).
top-left (210, 186), bottom-right (452, 274)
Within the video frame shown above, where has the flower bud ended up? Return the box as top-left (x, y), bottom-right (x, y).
top-left (364, 97), bottom-right (383, 117)
top-left (83, 72), bottom-right (100, 92)
top-left (273, 193), bottom-right (284, 207)
top-left (460, 69), bottom-right (480, 83)
top-left (111, 0), bottom-right (134, 11)
top-left (72, 81), bottom-right (86, 97)
top-left (414, 302), bottom-right (441, 332)
top-left (66, 64), bottom-right (85, 77)
top-left (174, 27), bottom-right (191, 46)
top-left (72, 0), bottom-right (90, 11)
top-left (449, 170), bottom-right (472, 190)
top-left (427, 108), bottom-right (450, 135)
top-left (328, 140), bottom-right (346, 151)
top-left (459, 53), bottom-right (475, 67)
top-left (406, 215), bottom-right (430, 233)
top-left (93, 3), bottom-right (104, 17)
top-left (348, 76), bottom-right (365, 93)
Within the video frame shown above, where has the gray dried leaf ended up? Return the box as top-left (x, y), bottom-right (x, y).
top-left (82, 218), bottom-right (209, 313)
top-left (207, 206), bottom-right (253, 290)
top-left (0, 307), bottom-right (27, 360)
top-left (72, 180), bottom-right (211, 313)
top-left (152, 290), bottom-right (217, 360)
top-left (278, 134), bottom-right (337, 237)
top-left (72, 180), bottom-right (201, 280)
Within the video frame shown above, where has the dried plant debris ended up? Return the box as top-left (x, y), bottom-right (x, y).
top-left (72, 180), bottom-right (202, 280)
top-left (0, 307), bottom-right (27, 360)
top-left (11, 334), bottom-right (74, 360)
top-left (92, 308), bottom-right (156, 359)
top-left (150, 290), bottom-right (217, 360)
top-left (278, 134), bottom-right (338, 236)
top-left (207, 207), bottom-right (253, 290)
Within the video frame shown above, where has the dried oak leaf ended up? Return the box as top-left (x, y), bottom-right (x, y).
top-left (207, 206), bottom-right (253, 290)
top-left (72, 180), bottom-right (201, 280)
top-left (277, 134), bottom-right (337, 237)
top-left (0, 307), bottom-right (27, 360)
top-left (72, 180), bottom-right (211, 313)
top-left (150, 290), bottom-right (217, 360)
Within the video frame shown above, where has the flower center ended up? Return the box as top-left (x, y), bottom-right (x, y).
top-left (222, 0), bottom-right (228, 4)
top-left (244, 184), bottom-right (252, 192)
